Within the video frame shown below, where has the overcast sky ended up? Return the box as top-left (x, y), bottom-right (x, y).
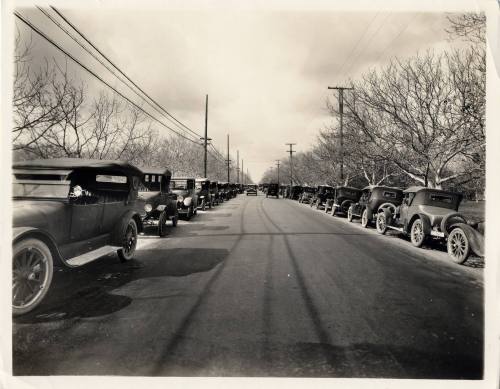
top-left (15, 4), bottom-right (468, 181)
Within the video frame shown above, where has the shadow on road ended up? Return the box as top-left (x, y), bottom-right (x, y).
top-left (14, 248), bottom-right (228, 323)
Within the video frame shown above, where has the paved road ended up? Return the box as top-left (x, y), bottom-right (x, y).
top-left (13, 193), bottom-right (483, 378)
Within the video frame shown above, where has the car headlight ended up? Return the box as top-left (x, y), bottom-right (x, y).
top-left (144, 203), bottom-right (152, 212)
top-left (177, 195), bottom-right (184, 202)
top-left (199, 195), bottom-right (205, 199)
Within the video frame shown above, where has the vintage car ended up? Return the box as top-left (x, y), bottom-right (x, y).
top-left (375, 186), bottom-right (484, 263)
top-left (210, 181), bottom-right (221, 205)
top-left (246, 184), bottom-right (258, 196)
top-left (195, 178), bottom-right (212, 210)
top-left (289, 185), bottom-right (303, 200)
top-left (171, 177), bottom-right (198, 219)
top-left (347, 185), bottom-right (403, 228)
top-left (266, 183), bottom-right (280, 198)
top-left (311, 185), bottom-right (335, 210)
top-left (298, 186), bottom-right (316, 204)
top-left (139, 168), bottom-right (179, 236)
top-left (218, 182), bottom-right (231, 201)
top-left (12, 158), bottom-right (144, 315)
top-left (326, 186), bottom-right (362, 216)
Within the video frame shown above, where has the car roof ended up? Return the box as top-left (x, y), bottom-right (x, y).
top-left (403, 186), bottom-right (460, 196)
top-left (195, 177), bottom-right (210, 182)
top-left (172, 176), bottom-right (195, 180)
top-left (336, 186), bottom-right (361, 191)
top-left (13, 158), bottom-right (143, 176)
top-left (139, 167), bottom-right (172, 177)
top-left (362, 185), bottom-right (402, 191)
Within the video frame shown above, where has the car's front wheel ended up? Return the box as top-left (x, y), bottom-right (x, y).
top-left (347, 206), bottom-right (353, 222)
top-left (118, 219), bottom-right (138, 262)
top-left (410, 219), bottom-right (425, 247)
top-left (361, 209), bottom-right (369, 228)
top-left (171, 213), bottom-right (178, 227)
top-left (13, 238), bottom-right (54, 316)
top-left (158, 211), bottom-right (168, 237)
top-left (447, 227), bottom-right (470, 264)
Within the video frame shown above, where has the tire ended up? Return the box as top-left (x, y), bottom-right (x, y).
top-left (201, 200), bottom-right (206, 211)
top-left (447, 228), bottom-right (470, 264)
top-left (410, 219), bottom-right (425, 248)
top-left (324, 204), bottom-right (330, 213)
top-left (315, 200), bottom-right (320, 210)
top-left (13, 238), bottom-right (54, 316)
top-left (158, 211), bottom-right (168, 237)
top-left (347, 206), bottom-right (353, 222)
top-left (376, 212), bottom-right (388, 235)
top-left (331, 206), bottom-right (337, 216)
top-left (361, 209), bottom-right (369, 228)
top-left (171, 214), bottom-right (178, 227)
top-left (298, 198), bottom-right (302, 203)
top-left (186, 206), bottom-right (193, 220)
top-left (118, 219), bottom-right (138, 262)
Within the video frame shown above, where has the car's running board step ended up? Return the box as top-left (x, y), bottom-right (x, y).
top-left (66, 245), bottom-right (121, 267)
top-left (387, 225), bottom-right (404, 232)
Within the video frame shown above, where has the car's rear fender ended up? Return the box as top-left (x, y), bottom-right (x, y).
top-left (13, 227), bottom-right (64, 266)
top-left (406, 213), bottom-right (431, 235)
top-left (449, 223), bottom-right (484, 257)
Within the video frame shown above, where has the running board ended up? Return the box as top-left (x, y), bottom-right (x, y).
top-left (66, 245), bottom-right (121, 267)
top-left (386, 225), bottom-right (404, 232)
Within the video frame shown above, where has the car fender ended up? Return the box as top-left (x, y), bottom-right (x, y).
top-left (111, 210), bottom-right (143, 246)
top-left (406, 213), bottom-right (431, 235)
top-left (449, 223), bottom-right (484, 257)
top-left (12, 226), bottom-right (64, 266)
top-left (440, 212), bottom-right (468, 236)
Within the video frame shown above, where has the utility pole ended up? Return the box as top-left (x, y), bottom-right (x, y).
top-left (236, 150), bottom-right (240, 183)
top-left (328, 86), bottom-right (353, 183)
top-left (275, 160), bottom-right (280, 185)
top-left (285, 143), bottom-right (296, 188)
top-left (200, 95), bottom-right (212, 178)
top-left (241, 159), bottom-right (244, 185)
top-left (226, 134), bottom-right (231, 182)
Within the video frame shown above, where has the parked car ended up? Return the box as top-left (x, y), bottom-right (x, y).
top-left (195, 178), bottom-right (212, 210)
top-left (219, 182), bottom-right (231, 201)
top-left (246, 184), bottom-right (258, 196)
top-left (139, 168), bottom-right (179, 236)
top-left (210, 181), bottom-right (221, 205)
top-left (347, 185), bottom-right (403, 228)
top-left (326, 186), bottom-right (362, 216)
top-left (171, 177), bottom-right (198, 219)
top-left (266, 183), bottom-right (280, 198)
top-left (298, 186), bottom-right (316, 204)
top-left (12, 158), bottom-right (145, 315)
top-left (289, 185), bottom-right (303, 200)
top-left (375, 186), bottom-right (484, 263)
top-left (311, 185), bottom-right (335, 210)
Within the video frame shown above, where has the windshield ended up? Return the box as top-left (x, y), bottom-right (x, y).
top-left (13, 181), bottom-right (70, 199)
top-left (171, 180), bottom-right (188, 190)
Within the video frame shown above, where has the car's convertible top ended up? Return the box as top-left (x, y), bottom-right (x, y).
top-left (14, 158), bottom-right (143, 176)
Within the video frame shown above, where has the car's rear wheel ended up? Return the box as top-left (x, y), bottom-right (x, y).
top-left (347, 206), bottom-right (353, 222)
top-left (447, 228), bottom-right (470, 264)
top-left (13, 238), bottom-right (54, 316)
top-left (158, 211), bottom-right (167, 237)
top-left (118, 219), bottom-right (138, 262)
top-left (410, 219), bottom-right (425, 247)
top-left (361, 209), bottom-right (369, 228)
top-left (376, 212), bottom-right (388, 234)
top-left (201, 200), bottom-right (206, 211)
top-left (171, 213), bottom-right (178, 227)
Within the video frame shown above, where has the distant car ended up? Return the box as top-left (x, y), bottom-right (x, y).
top-left (246, 184), bottom-right (258, 196)
top-left (312, 185), bottom-right (335, 210)
top-left (298, 186), bottom-right (316, 204)
top-left (327, 186), bottom-right (362, 216)
top-left (210, 181), bottom-right (221, 205)
top-left (195, 178), bottom-right (212, 210)
top-left (171, 177), bottom-right (198, 219)
top-left (12, 158), bottom-right (144, 315)
top-left (219, 182), bottom-right (231, 201)
top-left (289, 185), bottom-right (303, 200)
top-left (266, 183), bottom-right (279, 198)
top-left (138, 168), bottom-right (179, 236)
top-left (375, 186), bottom-right (484, 264)
top-left (347, 186), bottom-right (403, 228)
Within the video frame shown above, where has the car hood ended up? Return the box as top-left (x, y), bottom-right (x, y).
top-left (417, 205), bottom-right (456, 226)
top-left (13, 199), bottom-right (67, 229)
top-left (138, 191), bottom-right (160, 201)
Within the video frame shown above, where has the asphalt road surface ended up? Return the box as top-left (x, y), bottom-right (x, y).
top-left (13, 193), bottom-right (484, 378)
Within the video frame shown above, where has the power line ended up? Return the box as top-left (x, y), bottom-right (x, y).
top-left (48, 6), bottom-right (204, 140)
top-left (36, 6), bottom-right (201, 143)
top-left (14, 11), bottom-right (201, 145)
top-left (336, 12), bottom-right (381, 78)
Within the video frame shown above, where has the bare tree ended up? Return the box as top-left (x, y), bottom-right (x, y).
top-left (446, 13), bottom-right (486, 44)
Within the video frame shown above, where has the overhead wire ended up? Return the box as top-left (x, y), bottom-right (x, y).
top-left (49, 6), bottom-right (204, 141)
top-left (14, 11), bottom-right (202, 145)
top-left (36, 6), bottom-right (201, 143)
